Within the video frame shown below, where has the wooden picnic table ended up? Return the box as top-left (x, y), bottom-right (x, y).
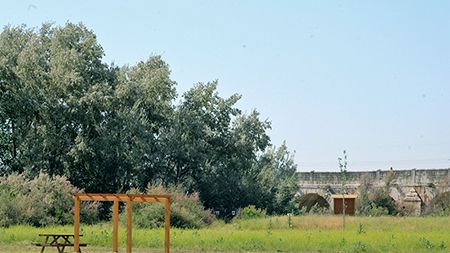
top-left (34, 233), bottom-right (87, 253)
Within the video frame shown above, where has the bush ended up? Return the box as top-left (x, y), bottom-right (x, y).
top-left (368, 189), bottom-right (397, 215)
top-left (0, 173), bottom-right (99, 227)
top-left (426, 191), bottom-right (450, 216)
top-left (367, 202), bottom-right (389, 216)
top-left (349, 240), bottom-right (369, 253)
top-left (356, 174), bottom-right (397, 216)
top-left (297, 193), bottom-right (330, 213)
top-left (235, 205), bottom-right (266, 220)
top-left (308, 203), bottom-right (331, 215)
top-left (123, 184), bottom-right (214, 229)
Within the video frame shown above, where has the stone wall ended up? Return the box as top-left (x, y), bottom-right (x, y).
top-left (298, 168), bottom-right (450, 186)
top-left (297, 168), bottom-right (450, 215)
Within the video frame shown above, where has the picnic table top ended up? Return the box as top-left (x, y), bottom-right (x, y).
top-left (38, 233), bottom-right (83, 237)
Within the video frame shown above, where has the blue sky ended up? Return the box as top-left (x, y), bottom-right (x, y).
top-left (2, 1), bottom-right (450, 171)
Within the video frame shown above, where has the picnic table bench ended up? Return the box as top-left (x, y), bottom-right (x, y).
top-left (33, 233), bottom-right (87, 253)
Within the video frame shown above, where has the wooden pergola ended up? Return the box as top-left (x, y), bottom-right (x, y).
top-left (73, 193), bottom-right (171, 253)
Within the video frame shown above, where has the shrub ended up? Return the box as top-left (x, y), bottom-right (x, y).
top-left (122, 184), bottom-right (214, 229)
top-left (355, 174), bottom-right (372, 215)
top-left (297, 193), bottom-right (330, 213)
top-left (419, 237), bottom-right (433, 249)
top-left (356, 178), bottom-right (397, 216)
top-left (349, 240), bottom-right (369, 253)
top-left (368, 189), bottom-right (397, 215)
top-left (426, 191), bottom-right (450, 216)
top-left (308, 203), bottom-right (330, 215)
top-left (235, 205), bottom-right (266, 220)
top-left (367, 202), bottom-right (389, 216)
top-left (0, 172), bottom-right (99, 227)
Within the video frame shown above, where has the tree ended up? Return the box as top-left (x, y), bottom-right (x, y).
top-left (67, 56), bottom-right (176, 193)
top-left (249, 143), bottom-right (299, 214)
top-left (0, 25), bottom-right (35, 174)
top-left (155, 81), bottom-right (240, 188)
top-left (199, 110), bottom-right (271, 210)
top-left (0, 23), bottom-right (177, 194)
top-left (338, 150), bottom-right (348, 229)
top-left (0, 23), bottom-right (110, 177)
top-left (1, 23), bottom-right (299, 216)
top-left (157, 82), bottom-right (293, 212)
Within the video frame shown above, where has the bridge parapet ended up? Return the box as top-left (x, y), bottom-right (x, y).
top-left (298, 168), bottom-right (450, 187)
top-left (297, 168), bottom-right (450, 215)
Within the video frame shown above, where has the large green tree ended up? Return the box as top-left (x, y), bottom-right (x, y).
top-left (0, 23), bottom-right (176, 193)
top-left (0, 25), bottom-right (35, 174)
top-left (251, 143), bottom-right (299, 214)
top-left (0, 22), bottom-right (299, 215)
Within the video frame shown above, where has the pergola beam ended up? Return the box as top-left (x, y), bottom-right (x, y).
top-left (73, 193), bottom-right (170, 253)
top-left (75, 193), bottom-right (170, 202)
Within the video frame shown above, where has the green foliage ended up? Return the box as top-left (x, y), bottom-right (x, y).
top-left (426, 191), bottom-right (450, 216)
top-left (249, 143), bottom-right (299, 214)
top-left (338, 150), bottom-right (348, 229)
top-left (0, 23), bottom-right (176, 194)
top-left (157, 82), bottom-right (296, 213)
top-left (356, 172), bottom-right (398, 216)
top-left (235, 205), bottom-right (266, 220)
top-left (348, 240), bottom-right (368, 253)
top-left (287, 213), bottom-right (293, 229)
top-left (438, 241), bottom-right (447, 250)
top-left (297, 193), bottom-right (330, 213)
top-left (0, 173), bottom-right (99, 227)
top-left (1, 216), bottom-right (449, 253)
top-left (308, 203), bottom-right (331, 215)
top-left (366, 203), bottom-right (389, 216)
top-left (355, 174), bottom-right (372, 215)
top-left (0, 23), bottom-right (298, 217)
top-left (368, 192), bottom-right (397, 215)
top-left (122, 184), bottom-right (214, 229)
top-left (419, 237), bottom-right (433, 249)
top-left (357, 223), bottom-right (366, 234)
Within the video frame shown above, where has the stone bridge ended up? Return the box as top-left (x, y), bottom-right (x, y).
top-left (298, 168), bottom-right (450, 215)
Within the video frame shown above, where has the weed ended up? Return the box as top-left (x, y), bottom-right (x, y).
top-left (419, 237), bottom-right (433, 249)
top-left (356, 223), bottom-right (366, 234)
top-left (0, 216), bottom-right (449, 253)
top-left (387, 234), bottom-right (396, 248)
top-left (349, 240), bottom-right (368, 253)
top-left (287, 213), bottom-right (293, 229)
top-left (438, 241), bottom-right (447, 250)
top-left (236, 205), bottom-right (266, 220)
top-left (339, 238), bottom-right (347, 247)
top-left (267, 218), bottom-right (273, 235)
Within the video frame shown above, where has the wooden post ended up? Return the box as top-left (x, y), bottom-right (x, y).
top-left (113, 200), bottom-right (119, 252)
top-left (72, 194), bottom-right (170, 253)
top-left (127, 201), bottom-right (132, 253)
top-left (164, 197), bottom-right (170, 253)
top-left (73, 195), bottom-right (80, 253)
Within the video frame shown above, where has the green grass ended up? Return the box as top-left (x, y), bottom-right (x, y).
top-left (1, 215), bottom-right (449, 252)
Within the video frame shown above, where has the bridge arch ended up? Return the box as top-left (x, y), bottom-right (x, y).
top-left (297, 193), bottom-right (330, 212)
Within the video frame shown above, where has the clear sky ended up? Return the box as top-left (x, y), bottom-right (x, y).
top-left (1, 1), bottom-right (450, 171)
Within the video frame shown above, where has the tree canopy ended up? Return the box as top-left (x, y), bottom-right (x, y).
top-left (0, 23), bottom-right (298, 215)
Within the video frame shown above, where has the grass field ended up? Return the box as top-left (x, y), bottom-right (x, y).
top-left (1, 215), bottom-right (449, 253)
